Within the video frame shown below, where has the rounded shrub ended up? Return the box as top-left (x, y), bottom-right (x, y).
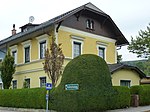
top-left (52, 54), bottom-right (115, 112)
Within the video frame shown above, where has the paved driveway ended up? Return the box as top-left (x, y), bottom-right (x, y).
top-left (106, 105), bottom-right (150, 112)
top-left (0, 110), bottom-right (15, 112)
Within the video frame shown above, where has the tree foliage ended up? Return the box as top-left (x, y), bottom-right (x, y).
top-left (117, 53), bottom-right (122, 63)
top-left (1, 50), bottom-right (15, 89)
top-left (123, 58), bottom-right (150, 76)
top-left (43, 35), bottom-right (65, 87)
top-left (128, 24), bottom-right (150, 58)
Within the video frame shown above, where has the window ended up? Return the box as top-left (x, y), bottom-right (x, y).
top-left (24, 79), bottom-right (30, 88)
top-left (10, 45), bottom-right (17, 64)
top-left (73, 42), bottom-right (81, 58)
top-left (90, 21), bottom-right (94, 29)
top-left (40, 77), bottom-right (46, 87)
top-left (86, 19), bottom-right (94, 30)
top-left (40, 41), bottom-right (46, 59)
top-left (0, 83), bottom-right (2, 89)
top-left (12, 80), bottom-right (17, 89)
top-left (98, 47), bottom-right (105, 59)
top-left (25, 46), bottom-right (30, 63)
top-left (12, 50), bottom-right (17, 64)
top-left (120, 80), bottom-right (131, 87)
top-left (86, 19), bottom-right (90, 29)
top-left (36, 34), bottom-right (48, 59)
top-left (21, 40), bottom-right (31, 63)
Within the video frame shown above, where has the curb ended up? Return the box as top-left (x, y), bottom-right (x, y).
top-left (0, 107), bottom-right (56, 112)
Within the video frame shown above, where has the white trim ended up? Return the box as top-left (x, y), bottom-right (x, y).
top-left (21, 40), bottom-right (31, 63)
top-left (71, 35), bottom-right (85, 41)
top-left (36, 34), bottom-right (49, 41)
top-left (71, 36), bottom-right (83, 59)
top-left (10, 45), bottom-right (18, 64)
top-left (21, 40), bottom-right (31, 47)
top-left (10, 45), bottom-right (18, 50)
top-left (115, 46), bottom-right (117, 63)
top-left (36, 34), bottom-right (48, 59)
top-left (15, 68), bottom-right (43, 75)
top-left (60, 26), bottom-right (116, 43)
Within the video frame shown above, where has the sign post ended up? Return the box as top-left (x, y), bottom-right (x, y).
top-left (46, 83), bottom-right (52, 112)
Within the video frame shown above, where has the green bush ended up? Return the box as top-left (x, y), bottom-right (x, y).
top-left (130, 85), bottom-right (150, 106)
top-left (52, 54), bottom-right (115, 112)
top-left (0, 88), bottom-right (46, 109)
top-left (111, 86), bottom-right (131, 109)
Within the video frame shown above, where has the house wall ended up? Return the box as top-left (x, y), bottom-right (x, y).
top-left (59, 26), bottom-right (116, 63)
top-left (111, 69), bottom-right (141, 86)
top-left (11, 26), bottom-right (117, 88)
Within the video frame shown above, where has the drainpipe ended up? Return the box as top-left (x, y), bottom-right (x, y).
top-left (54, 21), bottom-right (62, 44)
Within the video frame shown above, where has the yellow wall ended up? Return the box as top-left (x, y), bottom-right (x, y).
top-left (11, 26), bottom-right (117, 89)
top-left (111, 69), bottom-right (141, 86)
top-left (58, 26), bottom-right (116, 63)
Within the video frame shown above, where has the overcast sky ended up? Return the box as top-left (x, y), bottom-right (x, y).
top-left (0, 0), bottom-right (149, 61)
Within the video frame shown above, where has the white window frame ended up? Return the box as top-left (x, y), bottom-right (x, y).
top-left (39, 77), bottom-right (47, 87)
top-left (21, 40), bottom-right (31, 63)
top-left (36, 34), bottom-right (48, 59)
top-left (12, 80), bottom-right (17, 89)
top-left (71, 36), bottom-right (84, 59)
top-left (97, 42), bottom-right (107, 61)
top-left (120, 80), bottom-right (131, 88)
top-left (10, 45), bottom-right (18, 64)
top-left (24, 78), bottom-right (30, 88)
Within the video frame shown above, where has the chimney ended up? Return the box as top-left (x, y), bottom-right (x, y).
top-left (12, 24), bottom-right (16, 35)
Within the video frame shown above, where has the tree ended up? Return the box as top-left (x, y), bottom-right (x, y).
top-left (128, 24), bottom-right (150, 58)
top-left (1, 50), bottom-right (15, 89)
top-left (144, 57), bottom-right (150, 76)
top-left (43, 34), bottom-right (65, 87)
top-left (117, 52), bottom-right (122, 63)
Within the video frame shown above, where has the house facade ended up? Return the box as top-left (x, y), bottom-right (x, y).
top-left (108, 64), bottom-right (146, 87)
top-left (0, 3), bottom-right (128, 89)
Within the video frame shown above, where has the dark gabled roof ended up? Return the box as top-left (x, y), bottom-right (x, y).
top-left (0, 2), bottom-right (128, 46)
top-left (108, 63), bottom-right (146, 78)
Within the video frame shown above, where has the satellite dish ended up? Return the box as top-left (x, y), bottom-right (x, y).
top-left (29, 16), bottom-right (35, 23)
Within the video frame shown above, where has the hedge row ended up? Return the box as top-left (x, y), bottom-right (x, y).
top-left (0, 88), bottom-right (46, 109)
top-left (111, 86), bottom-right (131, 109)
top-left (0, 86), bottom-right (130, 111)
top-left (130, 85), bottom-right (150, 106)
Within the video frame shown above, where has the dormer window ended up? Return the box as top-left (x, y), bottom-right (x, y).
top-left (90, 20), bottom-right (94, 29)
top-left (20, 23), bottom-right (39, 32)
top-left (86, 19), bottom-right (94, 30)
top-left (86, 19), bottom-right (91, 29)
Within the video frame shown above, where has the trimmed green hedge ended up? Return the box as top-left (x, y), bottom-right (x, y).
top-left (50, 54), bottom-right (132, 112)
top-left (0, 86), bottom-right (131, 111)
top-left (0, 88), bottom-right (46, 109)
top-left (111, 86), bottom-right (131, 109)
top-left (130, 85), bottom-right (150, 106)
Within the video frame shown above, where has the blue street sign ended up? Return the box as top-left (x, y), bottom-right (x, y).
top-left (46, 83), bottom-right (52, 90)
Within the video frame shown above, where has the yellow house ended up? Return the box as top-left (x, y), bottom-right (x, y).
top-left (0, 3), bottom-right (129, 89)
top-left (108, 63), bottom-right (146, 87)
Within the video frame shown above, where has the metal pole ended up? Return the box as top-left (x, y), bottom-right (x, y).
top-left (46, 90), bottom-right (49, 112)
